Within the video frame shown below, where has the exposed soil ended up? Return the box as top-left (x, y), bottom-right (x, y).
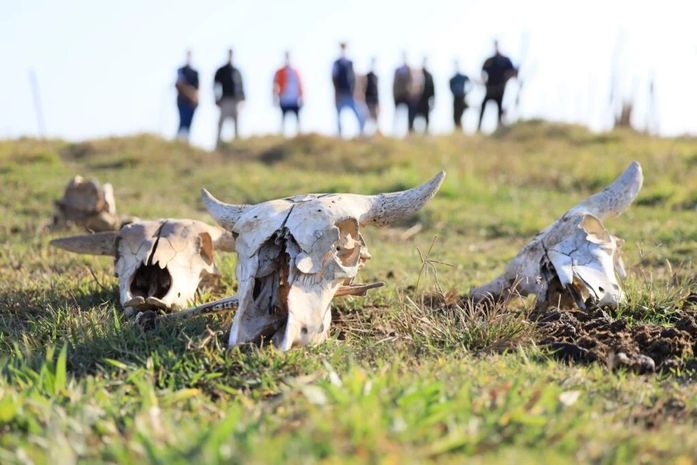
top-left (415, 291), bottom-right (697, 374)
top-left (532, 304), bottom-right (697, 373)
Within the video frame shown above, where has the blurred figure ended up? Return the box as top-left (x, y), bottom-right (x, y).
top-left (408, 59), bottom-right (435, 134)
top-left (392, 53), bottom-right (412, 133)
top-left (332, 42), bottom-right (365, 136)
top-left (364, 58), bottom-right (381, 135)
top-left (214, 48), bottom-right (246, 145)
top-left (175, 50), bottom-right (199, 141)
top-left (478, 40), bottom-right (517, 131)
top-left (273, 51), bottom-right (304, 135)
top-left (449, 60), bottom-right (471, 131)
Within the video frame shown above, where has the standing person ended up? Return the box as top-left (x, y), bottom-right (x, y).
top-left (332, 42), bottom-right (365, 136)
top-left (364, 58), bottom-right (381, 135)
top-left (175, 50), bottom-right (199, 141)
top-left (273, 51), bottom-right (304, 135)
top-left (477, 40), bottom-right (517, 131)
top-left (414, 58), bottom-right (435, 133)
top-left (449, 60), bottom-right (471, 130)
top-left (214, 48), bottom-right (245, 145)
top-left (406, 66), bottom-right (424, 133)
top-left (392, 52), bottom-right (412, 133)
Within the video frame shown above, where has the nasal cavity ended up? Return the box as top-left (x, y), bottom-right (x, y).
top-left (130, 263), bottom-right (172, 299)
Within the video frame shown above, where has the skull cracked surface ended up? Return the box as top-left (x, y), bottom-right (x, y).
top-left (202, 171), bottom-right (445, 350)
top-left (50, 219), bottom-right (235, 316)
top-left (471, 161), bottom-right (643, 310)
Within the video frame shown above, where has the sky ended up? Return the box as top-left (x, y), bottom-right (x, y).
top-left (2, 0), bottom-right (697, 148)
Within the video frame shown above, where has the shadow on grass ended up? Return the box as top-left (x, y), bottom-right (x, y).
top-left (0, 285), bottom-right (325, 398)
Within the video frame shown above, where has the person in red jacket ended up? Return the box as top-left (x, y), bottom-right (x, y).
top-left (273, 51), bottom-right (304, 135)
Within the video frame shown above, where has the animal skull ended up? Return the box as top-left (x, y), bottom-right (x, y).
top-left (202, 171), bottom-right (445, 350)
top-left (50, 219), bottom-right (235, 316)
top-left (52, 175), bottom-right (122, 232)
top-left (471, 162), bottom-right (643, 309)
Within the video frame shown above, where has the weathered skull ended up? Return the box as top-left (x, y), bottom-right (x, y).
top-left (202, 171), bottom-right (445, 350)
top-left (472, 162), bottom-right (643, 309)
top-left (52, 175), bottom-right (122, 232)
top-left (50, 219), bottom-right (235, 315)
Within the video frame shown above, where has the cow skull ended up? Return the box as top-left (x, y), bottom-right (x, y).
top-left (471, 162), bottom-right (643, 309)
top-left (50, 219), bottom-right (235, 316)
top-left (202, 171), bottom-right (445, 350)
top-left (52, 175), bottom-right (123, 232)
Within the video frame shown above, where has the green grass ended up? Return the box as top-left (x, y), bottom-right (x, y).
top-left (1, 121), bottom-right (697, 464)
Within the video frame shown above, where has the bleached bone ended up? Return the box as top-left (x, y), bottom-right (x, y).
top-left (52, 175), bottom-right (123, 232)
top-left (203, 171), bottom-right (445, 350)
top-left (50, 219), bottom-right (235, 316)
top-left (471, 162), bottom-right (643, 309)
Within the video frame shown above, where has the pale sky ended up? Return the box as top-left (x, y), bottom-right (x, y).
top-left (2, 0), bottom-right (696, 148)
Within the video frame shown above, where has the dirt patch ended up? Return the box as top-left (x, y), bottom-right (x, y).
top-left (414, 291), bottom-right (697, 374)
top-left (533, 306), bottom-right (697, 373)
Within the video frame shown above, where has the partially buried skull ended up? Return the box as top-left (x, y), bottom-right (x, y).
top-left (471, 162), bottom-right (643, 310)
top-left (202, 171), bottom-right (445, 350)
top-left (52, 175), bottom-right (122, 232)
top-left (50, 219), bottom-right (235, 316)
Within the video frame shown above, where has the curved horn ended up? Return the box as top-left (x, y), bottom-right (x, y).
top-left (50, 231), bottom-right (118, 256)
top-left (201, 188), bottom-right (250, 231)
top-left (569, 161), bottom-right (643, 219)
top-left (359, 171), bottom-right (446, 226)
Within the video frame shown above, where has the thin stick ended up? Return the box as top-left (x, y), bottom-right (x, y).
top-left (28, 69), bottom-right (46, 137)
top-left (157, 295), bottom-right (239, 321)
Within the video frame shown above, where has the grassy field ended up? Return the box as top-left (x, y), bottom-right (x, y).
top-left (1, 121), bottom-right (697, 464)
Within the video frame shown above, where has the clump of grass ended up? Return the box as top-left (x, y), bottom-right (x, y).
top-left (619, 261), bottom-right (697, 323)
top-left (390, 292), bottom-right (534, 353)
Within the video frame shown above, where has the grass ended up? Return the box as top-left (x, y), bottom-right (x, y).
top-left (1, 121), bottom-right (697, 463)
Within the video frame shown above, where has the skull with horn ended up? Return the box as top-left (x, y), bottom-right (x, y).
top-left (472, 162), bottom-right (643, 309)
top-left (202, 171), bottom-right (445, 350)
top-left (50, 219), bottom-right (235, 316)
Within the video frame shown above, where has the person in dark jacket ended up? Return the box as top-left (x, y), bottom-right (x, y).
top-left (364, 57), bottom-right (381, 135)
top-left (449, 60), bottom-right (471, 131)
top-left (409, 58), bottom-right (435, 133)
top-left (478, 40), bottom-right (517, 131)
top-left (332, 42), bottom-right (365, 136)
top-left (214, 48), bottom-right (246, 145)
top-left (392, 52), bottom-right (412, 133)
top-left (175, 50), bottom-right (199, 141)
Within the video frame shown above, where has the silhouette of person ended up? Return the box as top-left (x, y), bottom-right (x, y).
top-left (364, 57), bottom-right (381, 135)
top-left (175, 50), bottom-right (199, 141)
top-left (273, 51), bottom-right (303, 135)
top-left (478, 40), bottom-right (517, 131)
top-left (332, 42), bottom-right (365, 136)
top-left (214, 48), bottom-right (246, 145)
top-left (393, 52), bottom-right (412, 133)
top-left (449, 60), bottom-right (471, 130)
top-left (408, 59), bottom-right (434, 133)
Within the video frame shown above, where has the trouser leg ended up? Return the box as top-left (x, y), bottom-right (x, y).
top-left (350, 99), bottom-right (366, 135)
top-left (478, 96), bottom-right (490, 131)
top-left (454, 97), bottom-right (465, 129)
top-left (217, 112), bottom-right (225, 144)
top-left (336, 101), bottom-right (344, 135)
top-left (407, 102), bottom-right (416, 133)
top-left (495, 94), bottom-right (504, 127)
